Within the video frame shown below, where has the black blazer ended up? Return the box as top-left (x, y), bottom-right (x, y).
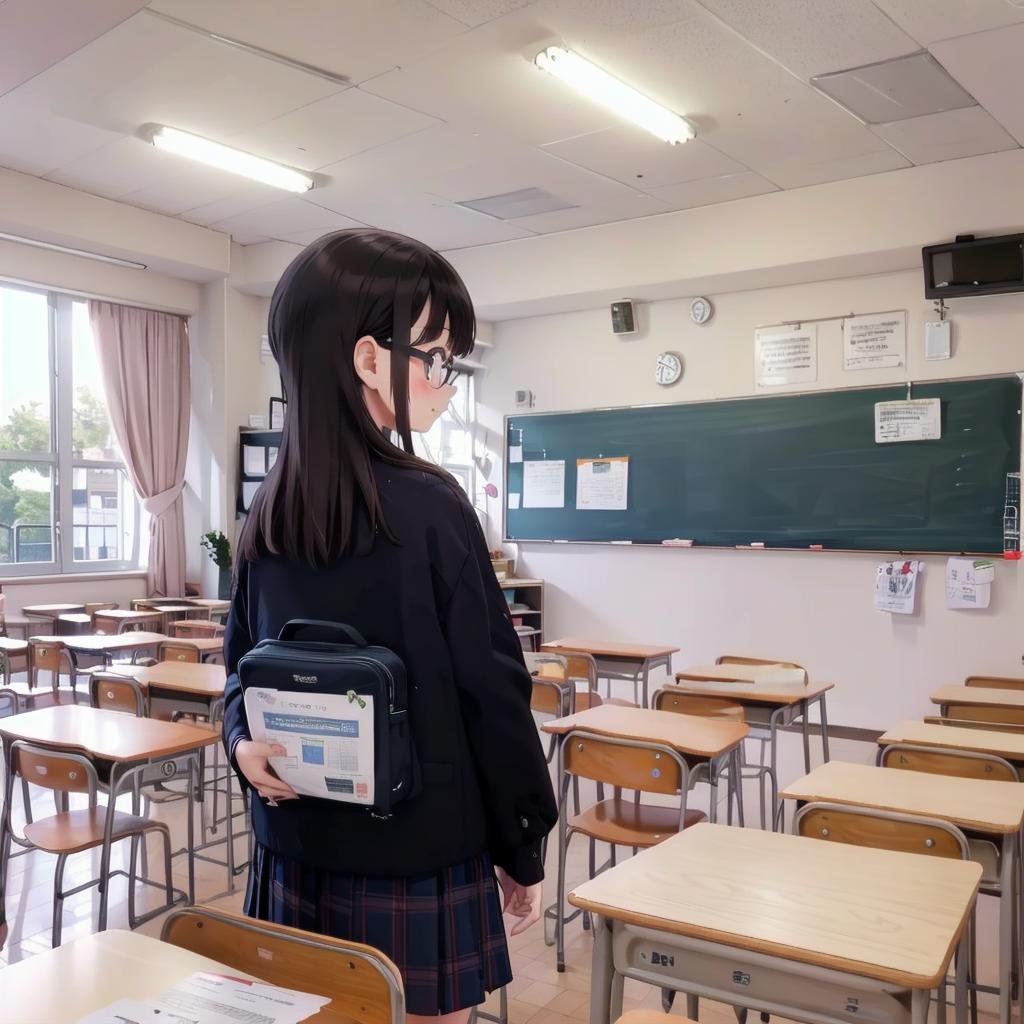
top-left (222, 461), bottom-right (557, 884)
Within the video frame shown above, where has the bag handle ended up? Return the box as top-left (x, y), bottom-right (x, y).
top-left (277, 620), bottom-right (368, 647)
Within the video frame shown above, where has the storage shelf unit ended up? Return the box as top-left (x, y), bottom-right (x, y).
top-left (237, 428), bottom-right (282, 516)
top-left (502, 578), bottom-right (544, 652)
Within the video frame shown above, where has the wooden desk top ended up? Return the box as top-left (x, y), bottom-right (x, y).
top-left (676, 663), bottom-right (783, 683)
top-left (30, 632), bottom-right (168, 653)
top-left (542, 637), bottom-right (680, 661)
top-left (2, 930), bottom-right (262, 1024)
top-left (0, 704), bottom-right (218, 761)
top-left (665, 679), bottom-right (834, 706)
top-left (94, 608), bottom-right (163, 621)
top-left (540, 704), bottom-right (747, 757)
top-left (22, 603), bottom-right (84, 615)
top-left (569, 822), bottom-right (980, 989)
top-left (879, 720), bottom-right (1024, 764)
top-left (781, 760), bottom-right (1024, 835)
top-left (189, 598), bottom-right (231, 613)
top-left (167, 636), bottom-right (224, 654)
top-left (0, 637), bottom-right (28, 655)
top-left (103, 661), bottom-right (226, 698)
top-left (931, 685), bottom-right (1024, 709)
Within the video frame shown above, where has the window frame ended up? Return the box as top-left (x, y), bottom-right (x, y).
top-left (0, 286), bottom-right (140, 577)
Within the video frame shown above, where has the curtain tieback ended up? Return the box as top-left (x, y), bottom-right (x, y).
top-left (142, 483), bottom-right (184, 518)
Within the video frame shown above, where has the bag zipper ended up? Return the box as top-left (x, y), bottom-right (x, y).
top-left (246, 646), bottom-right (396, 710)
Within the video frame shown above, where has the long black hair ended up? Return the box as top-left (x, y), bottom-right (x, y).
top-left (237, 228), bottom-right (476, 566)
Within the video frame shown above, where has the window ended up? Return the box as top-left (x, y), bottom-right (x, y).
top-left (418, 373), bottom-right (487, 512)
top-left (0, 284), bottom-right (142, 576)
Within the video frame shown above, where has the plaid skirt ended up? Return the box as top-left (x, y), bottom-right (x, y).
top-left (244, 843), bottom-right (513, 1015)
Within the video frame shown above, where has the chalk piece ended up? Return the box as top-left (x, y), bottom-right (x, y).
top-left (611, 540), bottom-right (632, 545)
top-left (750, 542), bottom-right (766, 548)
top-left (553, 539), bottom-right (569, 544)
top-left (809, 544), bottom-right (823, 551)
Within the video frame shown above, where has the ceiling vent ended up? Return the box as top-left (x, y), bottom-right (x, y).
top-left (811, 52), bottom-right (976, 124)
top-left (457, 187), bottom-right (576, 220)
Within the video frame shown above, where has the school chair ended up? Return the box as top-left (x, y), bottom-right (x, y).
top-left (27, 639), bottom-right (86, 705)
top-left (879, 743), bottom-right (1021, 1024)
top-left (525, 653), bottom-right (572, 763)
top-left (161, 907), bottom-right (405, 1024)
top-left (159, 641), bottom-right (201, 664)
top-left (965, 675), bottom-right (1024, 690)
top-left (169, 619), bottom-right (224, 639)
top-left (5, 739), bottom-right (173, 946)
top-left (552, 728), bottom-right (706, 972)
top-left (553, 649), bottom-right (637, 710)
top-left (89, 672), bottom-right (147, 717)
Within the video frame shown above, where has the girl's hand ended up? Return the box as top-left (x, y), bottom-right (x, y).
top-left (494, 866), bottom-right (542, 936)
top-left (234, 740), bottom-right (299, 804)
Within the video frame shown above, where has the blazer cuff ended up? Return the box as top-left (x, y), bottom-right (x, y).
top-left (495, 838), bottom-right (545, 886)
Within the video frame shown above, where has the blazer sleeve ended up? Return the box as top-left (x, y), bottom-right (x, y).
top-left (442, 501), bottom-right (558, 886)
top-left (221, 558), bottom-right (255, 774)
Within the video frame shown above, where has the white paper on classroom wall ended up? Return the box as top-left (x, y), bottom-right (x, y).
top-left (576, 456), bottom-right (629, 510)
top-left (522, 460), bottom-right (565, 508)
top-left (508, 492), bottom-right (521, 510)
top-left (754, 325), bottom-right (818, 387)
top-left (843, 311), bottom-right (906, 370)
top-left (509, 445), bottom-right (523, 464)
top-left (874, 398), bottom-right (941, 443)
top-left (946, 557), bottom-right (994, 609)
top-left (874, 559), bottom-right (924, 614)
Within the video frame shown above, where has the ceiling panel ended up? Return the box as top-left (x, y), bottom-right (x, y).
top-left (119, 169), bottom-right (283, 217)
top-left (16, 12), bottom-right (341, 141)
top-left (930, 24), bottom-right (1024, 145)
top-left (273, 218), bottom-right (370, 247)
top-left (543, 127), bottom-right (748, 189)
top-left (0, 0), bottom-right (144, 97)
top-left (758, 147), bottom-right (910, 189)
top-left (210, 197), bottom-right (364, 241)
top-left (146, 0), bottom-right (467, 84)
top-left (424, 0), bottom-right (533, 29)
top-left (532, 0), bottom-right (704, 39)
top-left (645, 170), bottom-right (778, 209)
top-left (696, 0), bottom-right (918, 81)
top-left (228, 89), bottom-right (440, 172)
top-left (872, 105), bottom-right (1019, 165)
top-left (873, 0), bottom-right (1024, 47)
top-left (507, 190), bottom-right (671, 233)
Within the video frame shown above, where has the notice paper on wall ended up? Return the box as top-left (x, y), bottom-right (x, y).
top-left (576, 456), bottom-right (629, 511)
top-left (508, 492), bottom-right (521, 510)
top-left (522, 459), bottom-right (565, 508)
top-left (509, 444), bottom-right (523, 464)
top-left (843, 311), bottom-right (906, 370)
top-left (754, 324), bottom-right (818, 387)
top-left (72, 972), bottom-right (330, 1024)
top-left (874, 398), bottom-right (941, 443)
top-left (874, 559), bottom-right (924, 614)
top-left (946, 557), bottom-right (995, 610)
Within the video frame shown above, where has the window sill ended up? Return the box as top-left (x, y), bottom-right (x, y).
top-left (0, 569), bottom-right (147, 586)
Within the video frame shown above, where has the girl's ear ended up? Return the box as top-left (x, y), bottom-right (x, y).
top-left (353, 335), bottom-right (383, 393)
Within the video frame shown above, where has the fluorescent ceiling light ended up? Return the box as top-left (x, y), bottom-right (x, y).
top-left (0, 231), bottom-right (147, 270)
top-left (534, 46), bottom-right (694, 145)
top-left (150, 126), bottom-right (314, 192)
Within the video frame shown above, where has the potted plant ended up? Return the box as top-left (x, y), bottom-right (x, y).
top-left (200, 530), bottom-right (233, 600)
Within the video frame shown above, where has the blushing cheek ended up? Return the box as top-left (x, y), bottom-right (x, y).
top-left (409, 372), bottom-right (446, 431)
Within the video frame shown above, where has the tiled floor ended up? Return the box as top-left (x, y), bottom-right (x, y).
top-left (0, 707), bottom-right (1006, 1024)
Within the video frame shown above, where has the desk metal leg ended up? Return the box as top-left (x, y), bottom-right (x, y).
top-left (590, 916), bottom-right (614, 1024)
top-left (912, 988), bottom-right (931, 1024)
top-left (801, 704), bottom-right (812, 774)
top-left (0, 735), bottom-right (14, 940)
top-left (769, 709), bottom-right (784, 832)
top-left (818, 695), bottom-right (831, 763)
top-left (997, 831), bottom-right (1017, 1024)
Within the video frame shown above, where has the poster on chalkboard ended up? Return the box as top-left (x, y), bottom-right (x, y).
top-left (523, 460), bottom-right (565, 508)
top-left (754, 325), bottom-right (817, 387)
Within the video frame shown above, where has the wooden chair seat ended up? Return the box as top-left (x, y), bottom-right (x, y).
top-left (23, 806), bottom-right (163, 855)
top-left (572, 690), bottom-right (636, 711)
top-left (568, 797), bottom-right (706, 847)
top-left (617, 1012), bottom-right (697, 1024)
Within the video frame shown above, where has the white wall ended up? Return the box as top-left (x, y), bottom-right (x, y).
top-left (479, 269), bottom-right (1024, 730)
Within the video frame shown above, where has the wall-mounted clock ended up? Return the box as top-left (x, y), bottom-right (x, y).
top-left (656, 351), bottom-right (684, 386)
top-left (690, 296), bottom-right (713, 325)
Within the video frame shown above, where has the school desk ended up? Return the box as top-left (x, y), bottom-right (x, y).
top-left (92, 608), bottom-right (165, 634)
top-left (0, 637), bottom-right (31, 711)
top-left (569, 822), bottom-right (980, 1024)
top-left (783, 760), bottom-right (1024, 1024)
top-left (667, 670), bottom-right (835, 828)
top-left (879, 721), bottom-right (1024, 767)
top-left (29, 631), bottom-right (168, 665)
top-left (931, 686), bottom-right (1024, 724)
top-left (541, 637), bottom-right (679, 706)
top-left (0, 613), bottom-right (32, 639)
top-left (21, 603), bottom-right (85, 632)
top-left (0, 705), bottom-right (218, 931)
top-left (187, 597), bottom-right (232, 621)
top-left (162, 635), bottom-right (225, 662)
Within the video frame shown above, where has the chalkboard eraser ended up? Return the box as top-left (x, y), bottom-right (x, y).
top-left (809, 544), bottom-right (824, 551)
top-left (663, 539), bottom-right (694, 547)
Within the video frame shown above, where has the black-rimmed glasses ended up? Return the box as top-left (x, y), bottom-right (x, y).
top-left (378, 338), bottom-right (461, 390)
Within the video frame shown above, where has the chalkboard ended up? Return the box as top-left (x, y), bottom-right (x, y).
top-left (504, 376), bottom-right (1021, 553)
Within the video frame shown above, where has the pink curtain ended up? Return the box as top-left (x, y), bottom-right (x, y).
top-left (88, 301), bottom-right (190, 598)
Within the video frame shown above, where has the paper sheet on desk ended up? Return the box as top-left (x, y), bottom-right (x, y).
top-left (73, 972), bottom-right (331, 1024)
top-left (244, 687), bottom-right (376, 805)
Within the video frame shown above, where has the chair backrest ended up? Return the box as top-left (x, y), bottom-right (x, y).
top-left (795, 801), bottom-right (969, 861)
top-left (563, 652), bottom-right (599, 690)
top-left (160, 641), bottom-right (200, 664)
top-left (90, 674), bottom-right (146, 717)
top-left (12, 740), bottom-right (98, 801)
top-left (562, 729), bottom-right (684, 795)
top-left (880, 742), bottom-right (1019, 782)
top-left (170, 619), bottom-right (224, 638)
top-left (28, 639), bottom-right (67, 676)
top-left (652, 688), bottom-right (745, 721)
top-left (944, 704), bottom-right (1024, 728)
top-left (84, 602), bottom-right (118, 616)
top-left (524, 652), bottom-right (567, 676)
top-left (531, 677), bottom-right (566, 716)
top-left (161, 907), bottom-right (405, 1024)
top-left (965, 675), bottom-right (1024, 690)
